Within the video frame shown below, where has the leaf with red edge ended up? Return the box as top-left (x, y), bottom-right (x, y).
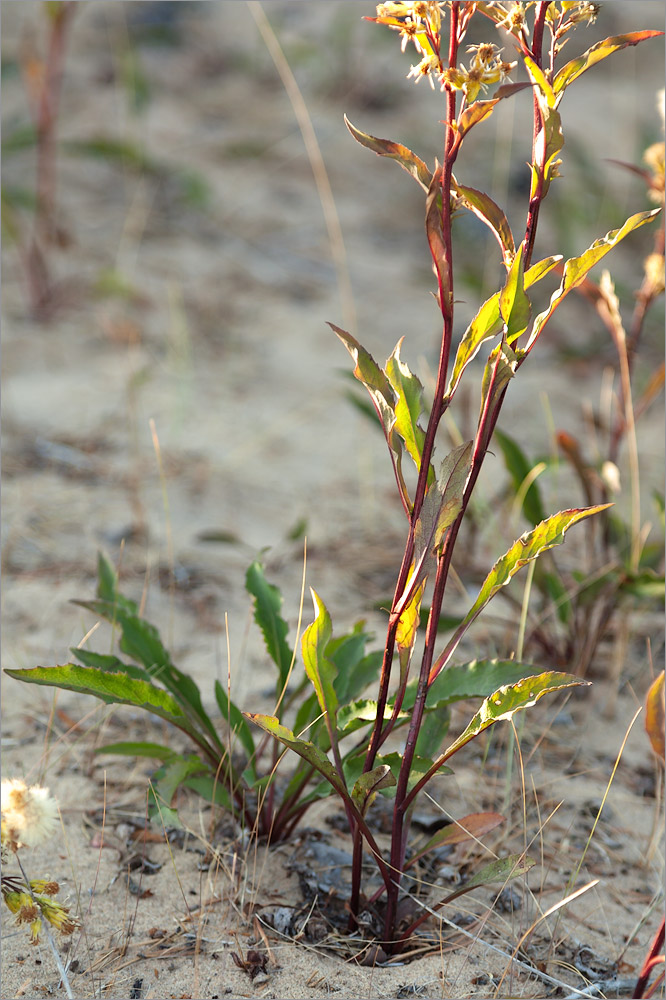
top-left (344, 116), bottom-right (432, 192)
top-left (553, 32), bottom-right (665, 97)
top-left (645, 672), bottom-right (665, 761)
top-left (407, 812), bottom-right (505, 868)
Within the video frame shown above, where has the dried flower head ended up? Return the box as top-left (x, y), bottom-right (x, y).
top-left (1, 779), bottom-right (59, 849)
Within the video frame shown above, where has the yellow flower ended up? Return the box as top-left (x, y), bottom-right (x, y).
top-left (1, 779), bottom-right (58, 849)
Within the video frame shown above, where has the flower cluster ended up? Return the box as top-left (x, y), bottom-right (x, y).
top-left (1, 779), bottom-right (80, 945)
top-left (374, 2), bottom-right (516, 97)
top-left (1, 778), bottom-right (59, 850)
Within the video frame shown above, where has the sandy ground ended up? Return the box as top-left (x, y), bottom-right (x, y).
top-left (2, 3), bottom-right (665, 998)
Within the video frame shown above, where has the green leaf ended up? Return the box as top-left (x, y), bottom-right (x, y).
top-left (380, 752), bottom-right (450, 794)
top-left (214, 680), bottom-right (256, 762)
top-left (344, 116), bottom-right (432, 192)
top-left (351, 764), bottom-right (396, 817)
top-left (414, 705), bottom-right (451, 758)
top-left (542, 570), bottom-right (573, 625)
top-left (302, 590), bottom-right (339, 734)
top-left (553, 32), bottom-right (664, 97)
top-left (337, 699), bottom-right (400, 737)
top-left (244, 714), bottom-right (348, 800)
top-left (446, 255), bottom-right (561, 399)
top-left (5, 664), bottom-right (194, 729)
top-left (95, 741), bottom-right (177, 760)
top-left (408, 812), bottom-right (505, 868)
top-left (245, 561), bottom-right (293, 689)
top-left (385, 339), bottom-right (430, 481)
top-left (494, 428), bottom-right (545, 526)
top-left (478, 340), bottom-right (520, 423)
top-left (499, 241), bottom-right (531, 341)
top-left (327, 627), bottom-right (380, 705)
top-left (437, 853), bottom-right (535, 907)
top-left (71, 647), bottom-right (152, 683)
top-left (407, 441), bottom-right (474, 599)
top-left (430, 506), bottom-right (610, 681)
top-left (526, 210), bottom-right (661, 352)
top-left (439, 672), bottom-right (587, 762)
top-left (149, 755), bottom-right (206, 828)
top-left (523, 54), bottom-right (556, 108)
top-left (183, 773), bottom-right (233, 811)
top-left (422, 658), bottom-right (545, 707)
top-left (452, 177), bottom-right (514, 268)
top-left (618, 571), bottom-right (665, 600)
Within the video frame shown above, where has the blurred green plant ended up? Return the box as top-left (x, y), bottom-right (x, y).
top-left (6, 0), bottom-right (664, 959)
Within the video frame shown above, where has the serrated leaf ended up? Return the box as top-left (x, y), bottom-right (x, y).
top-left (494, 428), bottom-right (545, 526)
top-left (446, 255), bottom-right (561, 399)
top-left (244, 714), bottom-right (348, 799)
top-left (553, 32), bottom-right (664, 97)
top-left (245, 560), bottom-right (293, 689)
top-left (351, 764), bottom-right (396, 817)
top-left (430, 506), bottom-right (610, 682)
top-left (527, 211), bottom-right (661, 353)
top-left (440, 672), bottom-right (587, 761)
top-left (5, 664), bottom-right (194, 729)
top-left (408, 812), bottom-right (505, 868)
top-left (452, 177), bottom-right (514, 268)
top-left (71, 647), bottom-right (152, 682)
top-left (645, 672), bottom-right (665, 761)
top-left (344, 116), bottom-right (432, 192)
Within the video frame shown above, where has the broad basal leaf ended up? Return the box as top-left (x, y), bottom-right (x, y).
top-left (437, 853), bottom-right (535, 907)
top-left (526, 210), bottom-right (660, 353)
top-left (95, 741), bottom-right (177, 760)
top-left (422, 658), bottom-right (544, 707)
top-left (344, 116), bottom-right (432, 192)
top-left (246, 560), bottom-right (293, 689)
top-left (71, 647), bottom-right (152, 683)
top-left (5, 664), bottom-right (193, 730)
top-left (214, 680), bottom-right (257, 763)
top-left (429, 506), bottom-right (610, 682)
